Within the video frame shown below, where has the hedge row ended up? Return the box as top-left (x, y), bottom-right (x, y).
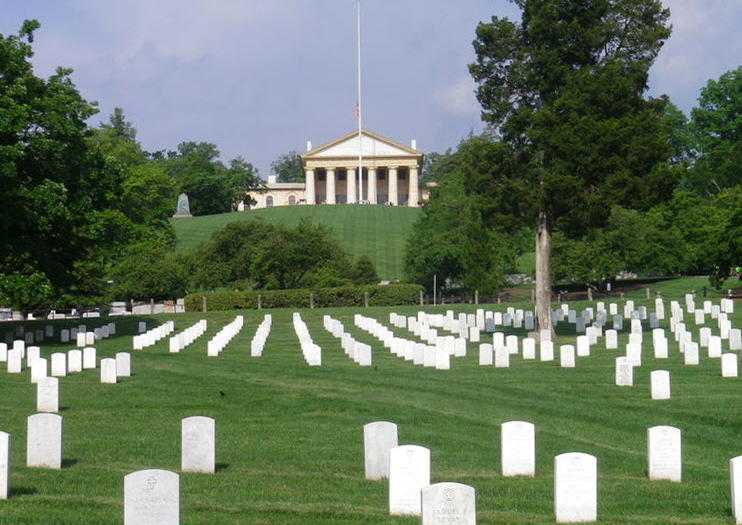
top-left (184, 284), bottom-right (424, 312)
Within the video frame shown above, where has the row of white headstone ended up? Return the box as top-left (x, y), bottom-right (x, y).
top-left (361, 420), bottom-right (692, 523)
top-left (250, 315), bottom-right (272, 357)
top-left (133, 321), bottom-right (174, 350)
top-left (357, 314), bottom-right (460, 369)
top-left (293, 313), bottom-right (321, 366)
top-left (169, 320), bottom-right (207, 353)
top-left (323, 315), bottom-right (372, 366)
top-left (0, 415), bottom-right (214, 514)
top-left (206, 316), bottom-right (243, 357)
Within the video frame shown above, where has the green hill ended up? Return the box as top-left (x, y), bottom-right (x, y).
top-left (170, 205), bottom-right (422, 281)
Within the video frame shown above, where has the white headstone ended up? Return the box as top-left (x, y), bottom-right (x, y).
top-left (501, 421), bottom-right (535, 477)
top-left (615, 357), bottom-right (633, 387)
top-left (654, 337), bottom-right (668, 359)
top-left (67, 349), bottom-right (82, 373)
top-left (522, 338), bottom-right (536, 360)
top-left (421, 482), bottom-right (476, 525)
top-left (495, 347), bottom-right (510, 368)
top-left (605, 330), bottom-right (618, 350)
top-left (101, 358), bottom-right (117, 384)
top-left (540, 341), bottom-right (554, 362)
top-left (478, 344), bottom-right (493, 366)
top-left (576, 336), bottom-right (590, 357)
top-left (7, 349), bottom-right (22, 373)
top-left (83, 347), bottom-right (96, 369)
top-left (0, 431), bottom-right (8, 499)
top-left (684, 343), bottom-right (699, 365)
top-left (124, 469), bottom-right (179, 525)
top-left (730, 456), bottom-right (742, 524)
top-left (30, 357), bottom-right (48, 383)
top-left (116, 352), bottom-right (131, 377)
top-left (560, 345), bottom-right (576, 368)
top-left (0, 342), bottom-right (6, 362)
top-left (76, 332), bottom-right (85, 347)
top-left (37, 377), bottom-right (59, 413)
top-left (50, 352), bottom-right (66, 377)
top-left (26, 413), bottom-right (62, 469)
top-left (651, 370), bottom-right (671, 400)
top-left (181, 416), bottom-right (215, 474)
top-left (722, 353), bottom-right (738, 378)
top-left (554, 452), bottom-right (597, 523)
top-left (647, 425), bottom-right (681, 482)
top-left (708, 336), bottom-right (722, 358)
top-left (60, 329), bottom-right (69, 343)
top-left (388, 445), bottom-right (430, 515)
top-left (364, 421), bottom-right (398, 480)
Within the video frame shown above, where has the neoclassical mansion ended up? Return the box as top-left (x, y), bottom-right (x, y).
top-left (240, 130), bottom-right (427, 210)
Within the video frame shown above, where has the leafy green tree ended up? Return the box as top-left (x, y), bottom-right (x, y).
top-left (162, 142), bottom-right (261, 215)
top-left (0, 21), bottom-right (140, 298)
top-left (108, 241), bottom-right (187, 301)
top-left (662, 100), bottom-right (696, 169)
top-left (92, 107), bottom-right (146, 167)
top-left (469, 0), bottom-right (674, 332)
top-left (688, 66), bottom-right (741, 194)
top-left (351, 256), bottom-right (380, 285)
top-left (271, 151), bottom-right (304, 182)
top-left (0, 270), bottom-right (54, 310)
top-left (404, 137), bottom-right (511, 296)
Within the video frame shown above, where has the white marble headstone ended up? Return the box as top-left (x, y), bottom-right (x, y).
top-left (650, 370), bottom-right (671, 400)
top-left (83, 347), bottom-right (96, 369)
top-left (722, 353), bottom-right (738, 378)
top-left (554, 452), bottom-right (597, 523)
top-left (389, 445), bottom-right (430, 515)
top-left (522, 338), bottom-right (536, 360)
top-left (478, 344), bottom-right (493, 366)
top-left (560, 345), bottom-right (576, 368)
top-left (421, 482), bottom-right (476, 525)
top-left (7, 349), bottom-right (22, 373)
top-left (27, 413), bottom-right (62, 469)
top-left (364, 421), bottom-right (398, 480)
top-left (37, 377), bottom-right (59, 413)
top-left (648, 425), bottom-right (681, 482)
top-left (615, 357), bottom-right (633, 387)
top-left (540, 341), bottom-right (554, 362)
top-left (116, 352), bottom-right (131, 377)
top-left (501, 421), bottom-right (535, 477)
top-left (101, 358), bottom-right (117, 384)
top-left (50, 352), bottom-right (66, 377)
top-left (730, 456), bottom-right (742, 524)
top-left (124, 469), bottom-right (179, 525)
top-left (0, 431), bottom-right (8, 499)
top-left (605, 330), bottom-right (617, 350)
top-left (181, 416), bottom-right (215, 473)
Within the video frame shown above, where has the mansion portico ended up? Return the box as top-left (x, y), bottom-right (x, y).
top-left (242, 130), bottom-right (424, 210)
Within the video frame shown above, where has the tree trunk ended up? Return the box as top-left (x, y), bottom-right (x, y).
top-left (535, 212), bottom-right (553, 338)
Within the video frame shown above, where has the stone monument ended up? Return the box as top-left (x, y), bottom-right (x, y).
top-left (172, 193), bottom-right (192, 218)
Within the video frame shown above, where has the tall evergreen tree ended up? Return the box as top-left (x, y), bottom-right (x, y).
top-left (469, 0), bottom-right (675, 333)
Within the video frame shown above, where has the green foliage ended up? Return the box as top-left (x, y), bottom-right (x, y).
top-left (171, 205), bottom-right (420, 282)
top-left (184, 284), bottom-right (423, 311)
top-left (469, 0), bottom-right (675, 234)
top-left (0, 271), bottom-right (53, 310)
top-left (404, 139), bottom-right (512, 294)
top-left (271, 150), bottom-right (304, 182)
top-left (662, 100), bottom-right (696, 169)
top-left (108, 241), bottom-right (187, 301)
top-left (351, 256), bottom-right (380, 285)
top-left (688, 66), bottom-right (742, 194)
top-left (161, 142), bottom-right (262, 216)
top-left (184, 219), bottom-right (376, 292)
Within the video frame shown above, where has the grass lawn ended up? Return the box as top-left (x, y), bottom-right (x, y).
top-left (0, 298), bottom-right (740, 524)
top-left (170, 205), bottom-right (421, 282)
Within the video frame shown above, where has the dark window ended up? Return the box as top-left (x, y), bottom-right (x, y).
top-left (338, 171), bottom-right (346, 181)
top-left (288, 195), bottom-right (296, 205)
top-left (318, 172), bottom-right (326, 182)
top-left (378, 171), bottom-right (386, 181)
top-left (266, 196), bottom-right (274, 207)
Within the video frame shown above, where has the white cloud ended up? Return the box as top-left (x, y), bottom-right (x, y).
top-left (434, 77), bottom-right (479, 116)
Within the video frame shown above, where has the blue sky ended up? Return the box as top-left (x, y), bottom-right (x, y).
top-left (2, 0), bottom-right (740, 174)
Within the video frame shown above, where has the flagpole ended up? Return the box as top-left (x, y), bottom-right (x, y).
top-left (356, 0), bottom-right (363, 203)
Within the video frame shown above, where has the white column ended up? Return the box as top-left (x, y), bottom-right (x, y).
top-left (388, 166), bottom-right (398, 206)
top-left (368, 168), bottom-right (377, 204)
top-left (408, 166), bottom-right (419, 207)
top-left (347, 168), bottom-right (357, 204)
top-left (305, 169), bottom-right (316, 205)
top-left (326, 169), bottom-right (336, 205)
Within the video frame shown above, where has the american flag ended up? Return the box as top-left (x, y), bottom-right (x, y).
top-left (354, 103), bottom-right (360, 121)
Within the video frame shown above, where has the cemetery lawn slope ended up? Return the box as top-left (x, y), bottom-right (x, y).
top-left (170, 205), bottom-right (421, 281)
top-left (1, 299), bottom-right (740, 524)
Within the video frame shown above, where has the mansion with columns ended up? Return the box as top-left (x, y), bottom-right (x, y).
top-left (241, 130), bottom-right (425, 209)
